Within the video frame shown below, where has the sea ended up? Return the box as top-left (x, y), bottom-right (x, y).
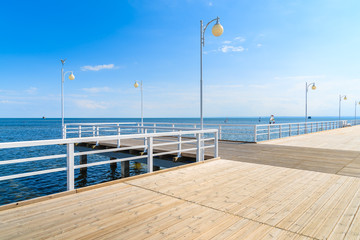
top-left (0, 116), bottom-right (354, 206)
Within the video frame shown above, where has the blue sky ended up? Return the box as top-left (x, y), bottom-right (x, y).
top-left (1, 0), bottom-right (360, 118)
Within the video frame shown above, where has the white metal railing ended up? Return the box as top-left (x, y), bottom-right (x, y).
top-left (64, 122), bottom-right (255, 142)
top-left (65, 119), bottom-right (355, 143)
top-left (255, 120), bottom-right (348, 142)
top-left (0, 129), bottom-right (218, 191)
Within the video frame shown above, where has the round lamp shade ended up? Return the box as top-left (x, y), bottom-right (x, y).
top-left (212, 23), bottom-right (224, 37)
top-left (134, 82), bottom-right (139, 88)
top-left (312, 85), bottom-right (316, 90)
top-left (344, 96), bottom-right (347, 100)
top-left (68, 73), bottom-right (75, 80)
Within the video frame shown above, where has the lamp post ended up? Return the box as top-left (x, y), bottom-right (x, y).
top-left (305, 82), bottom-right (316, 122)
top-left (305, 82), bottom-right (316, 133)
top-left (134, 81), bottom-right (143, 128)
top-left (61, 59), bottom-right (75, 139)
top-left (355, 101), bottom-right (360, 125)
top-left (339, 94), bottom-right (347, 122)
top-left (200, 17), bottom-right (223, 129)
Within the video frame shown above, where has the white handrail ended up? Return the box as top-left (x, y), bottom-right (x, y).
top-left (0, 129), bottom-right (218, 193)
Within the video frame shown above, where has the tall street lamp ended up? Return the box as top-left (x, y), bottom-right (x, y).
top-left (355, 101), bottom-right (360, 125)
top-left (200, 17), bottom-right (223, 129)
top-left (339, 94), bottom-right (347, 121)
top-left (305, 82), bottom-right (316, 123)
top-left (134, 81), bottom-right (143, 128)
top-left (61, 59), bottom-right (75, 139)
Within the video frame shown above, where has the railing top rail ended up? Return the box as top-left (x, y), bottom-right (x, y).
top-left (0, 129), bottom-right (218, 149)
top-left (255, 120), bottom-right (346, 127)
top-left (65, 122), bottom-right (137, 126)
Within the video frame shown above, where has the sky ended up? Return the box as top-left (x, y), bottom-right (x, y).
top-left (1, 0), bottom-right (360, 118)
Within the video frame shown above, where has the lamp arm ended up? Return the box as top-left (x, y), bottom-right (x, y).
top-left (306, 82), bottom-right (315, 90)
top-left (202, 17), bottom-right (220, 46)
top-left (64, 71), bottom-right (73, 76)
top-left (203, 17), bottom-right (219, 34)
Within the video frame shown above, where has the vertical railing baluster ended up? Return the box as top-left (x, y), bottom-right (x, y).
top-left (196, 133), bottom-right (201, 162)
top-left (177, 133), bottom-right (182, 158)
top-left (219, 125), bottom-right (222, 140)
top-left (311, 123), bottom-right (313, 133)
top-left (298, 124), bottom-right (300, 135)
top-left (67, 143), bottom-right (75, 191)
top-left (279, 125), bottom-right (282, 138)
top-left (214, 131), bottom-right (218, 158)
top-left (153, 123), bottom-right (156, 133)
top-left (117, 124), bottom-right (120, 148)
top-left (254, 125), bottom-right (257, 142)
top-left (147, 136), bottom-right (153, 173)
top-left (268, 125), bottom-right (270, 140)
top-left (144, 129), bottom-right (148, 153)
top-left (78, 126), bottom-right (82, 138)
top-left (289, 124), bottom-right (291, 136)
top-left (63, 125), bottom-right (67, 139)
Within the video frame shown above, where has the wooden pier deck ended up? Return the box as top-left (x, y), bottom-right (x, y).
top-left (2, 126), bottom-right (360, 239)
top-left (1, 159), bottom-right (360, 239)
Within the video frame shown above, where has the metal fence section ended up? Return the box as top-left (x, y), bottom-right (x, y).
top-left (255, 120), bottom-right (348, 142)
top-left (65, 120), bottom-right (353, 143)
top-left (0, 129), bottom-right (218, 191)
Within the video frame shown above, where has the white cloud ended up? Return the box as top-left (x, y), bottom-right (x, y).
top-left (219, 45), bottom-right (244, 53)
top-left (74, 99), bottom-right (108, 109)
top-left (81, 64), bottom-right (116, 71)
top-left (234, 36), bottom-right (246, 42)
top-left (82, 87), bottom-right (112, 93)
top-left (208, 2), bottom-right (213, 6)
top-left (25, 87), bottom-right (37, 94)
top-left (257, 43), bottom-right (262, 47)
top-left (222, 40), bottom-right (232, 44)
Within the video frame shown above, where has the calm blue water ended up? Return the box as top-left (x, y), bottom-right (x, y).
top-left (0, 117), bottom-right (354, 206)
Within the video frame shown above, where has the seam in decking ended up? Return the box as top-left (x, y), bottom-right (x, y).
top-left (125, 179), bottom-right (319, 240)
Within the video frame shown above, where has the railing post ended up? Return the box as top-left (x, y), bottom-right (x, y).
top-left (117, 124), bottom-right (121, 148)
top-left (96, 126), bottom-right (100, 145)
top-left (219, 125), bottom-right (222, 140)
top-left (177, 134), bottom-right (182, 158)
top-left (147, 136), bottom-right (153, 173)
top-left (144, 129), bottom-right (148, 153)
top-left (63, 125), bottom-right (67, 139)
top-left (172, 124), bottom-right (175, 132)
top-left (153, 123), bottom-right (156, 133)
top-left (214, 131), bottom-right (218, 158)
top-left (268, 125), bottom-right (270, 140)
top-left (196, 133), bottom-right (201, 162)
top-left (92, 126), bottom-right (95, 137)
top-left (137, 123), bottom-right (140, 133)
top-left (297, 123), bottom-right (300, 135)
top-left (67, 143), bottom-right (75, 191)
top-left (321, 122), bottom-right (323, 131)
top-left (78, 126), bottom-right (82, 138)
top-left (316, 122), bottom-right (318, 132)
top-left (311, 123), bottom-right (313, 133)
top-left (254, 125), bottom-right (257, 142)
top-left (279, 125), bottom-right (282, 138)
top-left (289, 124), bottom-right (291, 136)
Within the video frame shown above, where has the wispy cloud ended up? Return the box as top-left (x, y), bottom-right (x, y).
top-left (208, 2), bottom-right (213, 6)
top-left (234, 36), bottom-right (246, 42)
top-left (256, 43), bottom-right (262, 47)
top-left (25, 87), bottom-right (37, 94)
top-left (219, 45), bottom-right (244, 53)
top-left (82, 87), bottom-right (112, 93)
top-left (74, 99), bottom-right (108, 109)
top-left (81, 64), bottom-right (117, 71)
